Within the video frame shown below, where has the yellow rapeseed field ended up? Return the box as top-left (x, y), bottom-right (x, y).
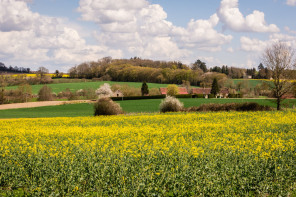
top-left (0, 111), bottom-right (295, 196)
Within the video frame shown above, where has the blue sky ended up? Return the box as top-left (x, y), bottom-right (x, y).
top-left (0, 0), bottom-right (296, 72)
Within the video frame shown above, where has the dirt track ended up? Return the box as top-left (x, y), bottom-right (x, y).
top-left (0, 100), bottom-right (93, 110)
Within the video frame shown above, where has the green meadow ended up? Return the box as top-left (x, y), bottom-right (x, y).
top-left (1, 98), bottom-right (295, 119)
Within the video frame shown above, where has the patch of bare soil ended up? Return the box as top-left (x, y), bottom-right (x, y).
top-left (0, 100), bottom-right (94, 110)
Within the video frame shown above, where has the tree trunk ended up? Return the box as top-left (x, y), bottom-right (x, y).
top-left (277, 97), bottom-right (281, 111)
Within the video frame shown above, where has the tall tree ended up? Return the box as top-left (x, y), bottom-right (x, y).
top-left (210, 78), bottom-right (220, 96)
top-left (141, 82), bottom-right (149, 96)
top-left (37, 67), bottom-right (49, 78)
top-left (0, 75), bottom-right (6, 104)
top-left (167, 84), bottom-right (179, 96)
top-left (262, 42), bottom-right (296, 110)
top-left (192, 59), bottom-right (207, 72)
top-left (258, 63), bottom-right (264, 70)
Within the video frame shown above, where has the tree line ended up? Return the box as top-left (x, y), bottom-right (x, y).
top-left (0, 62), bottom-right (30, 73)
top-left (68, 57), bottom-right (253, 86)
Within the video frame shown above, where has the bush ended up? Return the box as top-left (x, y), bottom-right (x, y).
top-left (195, 94), bottom-right (204, 98)
top-left (229, 94), bottom-right (243, 98)
top-left (175, 94), bottom-right (192, 98)
top-left (187, 102), bottom-right (272, 112)
top-left (208, 94), bottom-right (215, 98)
top-left (167, 84), bottom-right (179, 96)
top-left (96, 83), bottom-right (113, 98)
top-left (159, 96), bottom-right (184, 113)
top-left (111, 95), bottom-right (165, 101)
top-left (236, 102), bottom-right (272, 111)
top-left (38, 85), bottom-right (53, 101)
top-left (94, 97), bottom-right (123, 116)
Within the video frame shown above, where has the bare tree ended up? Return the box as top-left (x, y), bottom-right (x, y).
top-left (37, 66), bottom-right (49, 78)
top-left (262, 42), bottom-right (296, 110)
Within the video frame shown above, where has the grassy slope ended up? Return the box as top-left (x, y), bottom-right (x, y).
top-left (5, 79), bottom-right (273, 95)
top-left (5, 81), bottom-right (172, 94)
top-left (1, 98), bottom-right (295, 119)
top-left (232, 79), bottom-right (272, 88)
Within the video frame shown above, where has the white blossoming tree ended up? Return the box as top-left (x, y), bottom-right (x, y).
top-left (95, 83), bottom-right (113, 98)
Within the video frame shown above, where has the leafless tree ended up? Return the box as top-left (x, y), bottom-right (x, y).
top-left (262, 42), bottom-right (296, 110)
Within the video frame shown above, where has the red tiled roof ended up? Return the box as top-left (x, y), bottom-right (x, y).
top-left (178, 87), bottom-right (188, 95)
top-left (160, 87), bottom-right (167, 95)
top-left (192, 88), bottom-right (211, 95)
top-left (220, 88), bottom-right (229, 95)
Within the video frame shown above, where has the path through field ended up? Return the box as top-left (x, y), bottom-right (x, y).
top-left (0, 100), bottom-right (93, 110)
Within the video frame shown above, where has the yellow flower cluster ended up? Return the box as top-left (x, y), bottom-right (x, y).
top-left (1, 111), bottom-right (295, 160)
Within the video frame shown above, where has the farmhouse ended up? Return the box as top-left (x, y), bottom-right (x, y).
top-left (112, 90), bottom-right (124, 97)
top-left (191, 88), bottom-right (211, 95)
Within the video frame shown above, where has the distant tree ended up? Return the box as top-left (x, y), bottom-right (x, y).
top-left (210, 78), bottom-right (220, 96)
top-left (181, 80), bottom-right (191, 92)
top-left (55, 70), bottom-right (60, 78)
top-left (192, 59), bottom-right (207, 72)
top-left (0, 76), bottom-right (6, 104)
top-left (167, 84), bottom-right (179, 96)
top-left (38, 85), bottom-right (53, 101)
top-left (37, 67), bottom-right (49, 78)
top-left (95, 83), bottom-right (113, 98)
top-left (258, 63), bottom-right (264, 70)
top-left (18, 84), bottom-right (32, 102)
top-left (262, 42), bottom-right (296, 110)
top-left (141, 82), bottom-right (149, 96)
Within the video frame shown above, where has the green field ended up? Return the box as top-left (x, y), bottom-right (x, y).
top-left (1, 98), bottom-right (295, 119)
top-left (5, 81), bottom-right (172, 94)
top-left (5, 79), bottom-right (274, 94)
top-left (232, 79), bottom-right (271, 88)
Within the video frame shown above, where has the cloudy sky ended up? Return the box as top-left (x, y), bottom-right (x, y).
top-left (0, 0), bottom-right (296, 72)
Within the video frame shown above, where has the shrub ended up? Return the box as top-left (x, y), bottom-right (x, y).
top-left (167, 84), bottom-right (179, 96)
top-left (111, 95), bottom-right (165, 101)
top-left (236, 102), bottom-right (272, 111)
top-left (187, 102), bottom-right (272, 112)
top-left (159, 96), bottom-right (184, 113)
top-left (175, 94), bottom-right (192, 98)
top-left (96, 83), bottom-right (113, 98)
top-left (94, 97), bottom-right (123, 116)
top-left (38, 85), bottom-right (53, 101)
top-left (208, 94), bottom-right (215, 98)
top-left (141, 82), bottom-right (149, 96)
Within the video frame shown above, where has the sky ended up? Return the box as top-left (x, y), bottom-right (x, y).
top-left (0, 0), bottom-right (296, 72)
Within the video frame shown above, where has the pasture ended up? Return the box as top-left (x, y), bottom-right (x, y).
top-left (5, 81), bottom-right (172, 95)
top-left (1, 111), bottom-right (295, 196)
top-left (232, 79), bottom-right (271, 88)
top-left (0, 98), bottom-right (295, 119)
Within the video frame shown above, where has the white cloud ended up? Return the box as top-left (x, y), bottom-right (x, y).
top-left (240, 33), bottom-right (296, 53)
top-left (0, 0), bottom-right (122, 71)
top-left (286, 0), bottom-right (296, 6)
top-left (284, 26), bottom-right (296, 34)
top-left (227, 47), bottom-right (234, 53)
top-left (176, 14), bottom-right (233, 52)
top-left (78, 0), bottom-right (232, 60)
top-left (240, 37), bottom-right (268, 52)
top-left (217, 0), bottom-right (280, 33)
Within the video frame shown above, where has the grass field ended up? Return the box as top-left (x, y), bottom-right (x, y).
top-left (232, 79), bottom-right (271, 88)
top-left (5, 81), bottom-right (172, 94)
top-left (0, 98), bottom-right (296, 119)
top-left (1, 111), bottom-right (295, 196)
